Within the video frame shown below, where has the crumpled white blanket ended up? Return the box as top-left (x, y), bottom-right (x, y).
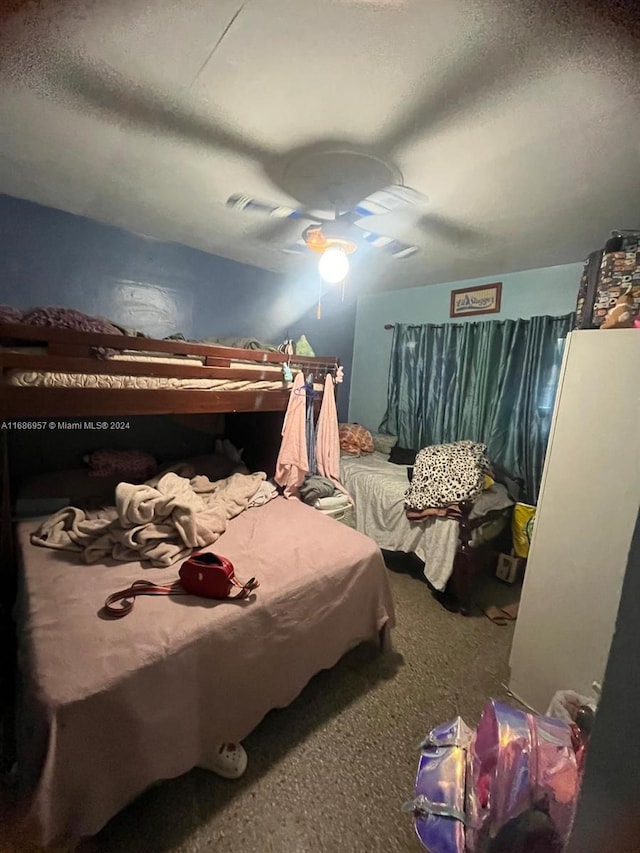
top-left (248, 479), bottom-right (279, 508)
top-left (31, 466), bottom-right (268, 567)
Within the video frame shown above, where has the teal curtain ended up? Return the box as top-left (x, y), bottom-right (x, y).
top-left (379, 314), bottom-right (574, 503)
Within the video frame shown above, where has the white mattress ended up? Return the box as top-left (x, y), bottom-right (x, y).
top-left (4, 347), bottom-right (318, 392)
top-left (340, 451), bottom-right (459, 591)
top-left (8, 370), bottom-right (286, 391)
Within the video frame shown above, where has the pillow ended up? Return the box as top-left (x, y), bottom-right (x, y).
top-left (371, 432), bottom-right (397, 455)
top-left (388, 445), bottom-right (418, 466)
top-left (86, 449), bottom-right (158, 481)
top-left (295, 334), bottom-right (315, 356)
top-left (20, 306), bottom-right (124, 358)
top-left (338, 423), bottom-right (374, 456)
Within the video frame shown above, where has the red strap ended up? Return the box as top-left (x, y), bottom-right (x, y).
top-left (104, 579), bottom-right (185, 618)
top-left (104, 575), bottom-right (260, 617)
top-left (228, 575), bottom-right (260, 599)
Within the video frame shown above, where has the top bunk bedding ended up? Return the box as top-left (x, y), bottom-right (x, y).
top-left (3, 347), bottom-right (320, 392)
top-left (0, 323), bottom-right (339, 416)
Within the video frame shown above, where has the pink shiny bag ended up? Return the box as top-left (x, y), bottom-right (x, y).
top-left (405, 700), bottom-right (585, 853)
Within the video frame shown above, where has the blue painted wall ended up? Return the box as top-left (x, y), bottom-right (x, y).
top-left (0, 194), bottom-right (355, 417)
top-left (349, 262), bottom-right (582, 431)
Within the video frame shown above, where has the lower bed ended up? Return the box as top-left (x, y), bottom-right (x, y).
top-left (15, 497), bottom-right (395, 846)
top-left (340, 452), bottom-right (510, 592)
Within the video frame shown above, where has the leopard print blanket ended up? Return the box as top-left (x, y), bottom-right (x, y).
top-left (404, 440), bottom-right (490, 510)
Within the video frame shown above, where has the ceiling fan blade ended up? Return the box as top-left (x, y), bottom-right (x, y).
top-left (376, 37), bottom-right (536, 154)
top-left (226, 194), bottom-right (327, 246)
top-left (226, 194), bottom-right (308, 220)
top-left (351, 184), bottom-right (428, 219)
top-left (358, 230), bottom-right (419, 258)
top-left (418, 213), bottom-right (482, 244)
top-left (254, 218), bottom-right (303, 242)
top-left (45, 56), bottom-right (273, 163)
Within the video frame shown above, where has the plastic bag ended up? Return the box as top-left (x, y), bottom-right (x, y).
top-left (512, 502), bottom-right (536, 558)
top-left (406, 700), bottom-right (584, 853)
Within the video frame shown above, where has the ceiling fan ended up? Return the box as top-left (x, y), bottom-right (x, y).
top-left (226, 182), bottom-right (426, 282)
top-left (40, 34), bottom-right (504, 275)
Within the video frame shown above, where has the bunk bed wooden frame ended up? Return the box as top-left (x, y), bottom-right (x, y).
top-left (0, 321), bottom-right (344, 782)
top-left (0, 321), bottom-right (340, 586)
top-left (0, 322), bottom-right (339, 417)
top-left (0, 326), bottom-right (400, 847)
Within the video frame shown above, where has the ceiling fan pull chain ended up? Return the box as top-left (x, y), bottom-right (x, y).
top-left (317, 276), bottom-right (323, 320)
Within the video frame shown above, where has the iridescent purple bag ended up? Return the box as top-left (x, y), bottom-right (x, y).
top-left (404, 700), bottom-right (585, 853)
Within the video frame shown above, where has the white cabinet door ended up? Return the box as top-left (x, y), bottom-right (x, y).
top-left (509, 329), bottom-right (640, 712)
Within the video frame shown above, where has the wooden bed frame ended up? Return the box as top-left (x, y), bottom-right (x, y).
top-left (0, 322), bottom-right (341, 771)
top-left (0, 322), bottom-right (340, 567)
top-left (0, 322), bottom-right (339, 417)
top-left (381, 504), bottom-right (509, 618)
top-left (446, 502), bottom-right (509, 616)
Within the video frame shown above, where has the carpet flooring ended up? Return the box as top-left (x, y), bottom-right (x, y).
top-left (69, 561), bottom-right (517, 853)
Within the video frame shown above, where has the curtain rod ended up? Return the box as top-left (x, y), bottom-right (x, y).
top-left (384, 324), bottom-right (395, 329)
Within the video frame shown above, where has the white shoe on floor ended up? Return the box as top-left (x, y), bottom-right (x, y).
top-left (200, 742), bottom-right (248, 779)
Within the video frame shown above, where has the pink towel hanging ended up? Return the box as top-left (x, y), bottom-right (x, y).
top-left (274, 371), bottom-right (309, 499)
top-left (316, 374), bottom-right (352, 501)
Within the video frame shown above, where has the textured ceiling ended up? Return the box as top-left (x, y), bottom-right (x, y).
top-left (0, 0), bottom-right (639, 291)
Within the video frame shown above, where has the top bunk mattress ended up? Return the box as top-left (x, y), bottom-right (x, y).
top-left (3, 348), bottom-right (315, 391)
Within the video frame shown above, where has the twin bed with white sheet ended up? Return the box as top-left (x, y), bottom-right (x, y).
top-left (340, 450), bottom-right (513, 604)
top-left (340, 452), bottom-right (460, 590)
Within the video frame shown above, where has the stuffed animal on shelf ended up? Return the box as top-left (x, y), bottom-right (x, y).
top-left (601, 285), bottom-right (637, 329)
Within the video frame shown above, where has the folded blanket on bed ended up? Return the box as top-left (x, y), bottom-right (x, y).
top-left (406, 505), bottom-right (463, 520)
top-left (31, 470), bottom-right (266, 568)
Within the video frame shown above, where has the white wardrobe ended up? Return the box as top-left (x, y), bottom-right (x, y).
top-left (509, 329), bottom-right (640, 713)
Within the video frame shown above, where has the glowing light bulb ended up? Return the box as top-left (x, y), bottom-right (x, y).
top-left (318, 247), bottom-right (349, 284)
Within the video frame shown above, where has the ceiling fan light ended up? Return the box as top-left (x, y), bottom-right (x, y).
top-left (318, 247), bottom-right (349, 284)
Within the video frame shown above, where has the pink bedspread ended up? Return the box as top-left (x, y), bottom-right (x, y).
top-left (15, 497), bottom-right (395, 846)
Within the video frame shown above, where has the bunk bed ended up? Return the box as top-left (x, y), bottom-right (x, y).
top-left (0, 323), bottom-right (396, 847)
top-left (0, 321), bottom-right (340, 417)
